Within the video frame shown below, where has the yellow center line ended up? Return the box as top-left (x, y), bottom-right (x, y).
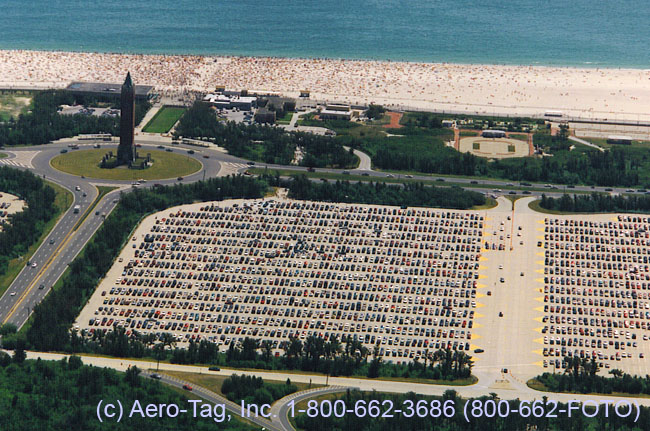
top-left (3, 185), bottom-right (101, 324)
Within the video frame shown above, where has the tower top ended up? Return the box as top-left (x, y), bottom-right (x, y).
top-left (123, 72), bottom-right (133, 88)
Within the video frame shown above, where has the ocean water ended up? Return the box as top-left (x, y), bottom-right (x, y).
top-left (1, 0), bottom-right (648, 67)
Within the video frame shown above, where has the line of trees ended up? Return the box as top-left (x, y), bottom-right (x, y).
top-left (0, 90), bottom-right (150, 147)
top-left (174, 102), bottom-right (357, 168)
top-left (0, 167), bottom-right (57, 279)
top-left (540, 192), bottom-right (650, 213)
top-left (536, 356), bottom-right (650, 395)
top-left (209, 335), bottom-right (472, 381)
top-left (286, 174), bottom-right (486, 209)
top-left (42, 323), bottom-right (474, 383)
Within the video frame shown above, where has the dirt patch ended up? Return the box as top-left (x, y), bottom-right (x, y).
top-left (383, 112), bottom-right (404, 129)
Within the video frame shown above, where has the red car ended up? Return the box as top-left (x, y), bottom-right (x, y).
top-left (182, 384), bottom-right (192, 391)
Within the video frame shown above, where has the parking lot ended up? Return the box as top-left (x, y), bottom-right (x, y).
top-left (75, 198), bottom-right (486, 363)
top-left (539, 213), bottom-right (650, 373)
top-left (73, 196), bottom-right (650, 378)
top-left (0, 192), bottom-right (25, 230)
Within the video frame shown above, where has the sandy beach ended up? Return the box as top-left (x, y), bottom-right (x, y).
top-left (1, 50), bottom-right (650, 121)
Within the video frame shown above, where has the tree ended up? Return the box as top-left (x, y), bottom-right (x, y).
top-left (261, 340), bottom-right (274, 362)
top-left (125, 365), bottom-right (141, 387)
top-left (12, 347), bottom-right (26, 364)
top-left (366, 104), bottom-right (386, 120)
top-left (68, 355), bottom-right (83, 370)
top-left (368, 344), bottom-right (382, 378)
top-left (0, 323), bottom-right (17, 336)
top-left (240, 337), bottom-right (259, 361)
top-left (153, 343), bottom-right (166, 371)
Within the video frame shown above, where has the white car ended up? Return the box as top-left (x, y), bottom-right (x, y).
top-left (31, 262), bottom-right (37, 268)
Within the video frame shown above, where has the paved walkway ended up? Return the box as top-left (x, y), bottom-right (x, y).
top-left (569, 135), bottom-right (605, 152)
top-left (135, 103), bottom-right (163, 131)
top-left (343, 146), bottom-right (372, 171)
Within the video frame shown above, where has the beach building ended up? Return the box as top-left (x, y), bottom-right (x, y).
top-left (203, 93), bottom-right (256, 111)
top-left (65, 81), bottom-right (154, 100)
top-left (263, 96), bottom-right (296, 113)
top-left (319, 103), bottom-right (352, 121)
top-left (481, 130), bottom-right (507, 138)
top-left (254, 108), bottom-right (276, 124)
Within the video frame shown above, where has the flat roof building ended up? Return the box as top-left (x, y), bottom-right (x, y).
top-left (320, 103), bottom-right (352, 121)
top-left (607, 135), bottom-right (633, 145)
top-left (66, 81), bottom-right (154, 100)
top-left (203, 93), bottom-right (256, 111)
top-left (481, 130), bottom-right (507, 138)
top-left (254, 108), bottom-right (276, 124)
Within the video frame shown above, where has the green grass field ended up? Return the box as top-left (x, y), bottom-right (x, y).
top-left (508, 133), bottom-right (529, 141)
top-left (142, 106), bottom-right (186, 133)
top-left (0, 181), bottom-right (72, 295)
top-left (0, 153), bottom-right (7, 159)
top-left (50, 149), bottom-right (202, 180)
top-left (276, 111), bottom-right (293, 125)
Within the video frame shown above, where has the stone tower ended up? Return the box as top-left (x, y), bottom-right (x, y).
top-left (118, 72), bottom-right (136, 165)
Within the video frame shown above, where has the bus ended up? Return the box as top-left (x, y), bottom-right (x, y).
top-left (79, 133), bottom-right (112, 141)
top-left (182, 138), bottom-right (210, 148)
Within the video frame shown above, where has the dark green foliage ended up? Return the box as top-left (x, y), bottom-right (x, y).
top-left (174, 102), bottom-right (357, 168)
top-left (0, 167), bottom-right (56, 278)
top-left (0, 90), bottom-right (151, 147)
top-left (0, 323), bottom-right (17, 336)
top-left (366, 104), bottom-right (386, 120)
top-left (361, 137), bottom-right (485, 177)
top-left (0, 358), bottom-right (251, 430)
top-left (212, 336), bottom-right (472, 381)
top-left (287, 175), bottom-right (486, 209)
top-left (540, 192), bottom-right (650, 213)
top-left (401, 111), bottom-right (443, 129)
top-left (221, 374), bottom-right (297, 405)
top-left (26, 176), bottom-right (267, 352)
top-left (536, 356), bottom-right (650, 395)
